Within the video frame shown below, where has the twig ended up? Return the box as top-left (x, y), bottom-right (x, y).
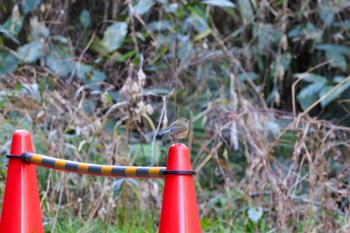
top-left (195, 141), bottom-right (222, 173)
top-left (151, 95), bottom-right (167, 165)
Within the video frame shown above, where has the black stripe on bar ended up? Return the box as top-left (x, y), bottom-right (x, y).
top-left (6, 155), bottom-right (23, 159)
top-left (22, 152), bottom-right (31, 164)
top-left (88, 165), bottom-right (102, 174)
top-left (41, 157), bottom-right (57, 167)
top-left (159, 168), bottom-right (166, 176)
top-left (111, 167), bottom-right (126, 176)
top-left (65, 162), bottom-right (79, 171)
top-left (136, 167), bottom-right (150, 177)
top-left (162, 170), bottom-right (196, 175)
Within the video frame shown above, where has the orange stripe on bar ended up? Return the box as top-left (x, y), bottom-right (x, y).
top-left (148, 167), bottom-right (162, 176)
top-left (78, 163), bottom-right (89, 172)
top-left (55, 159), bottom-right (67, 168)
top-left (101, 165), bottom-right (113, 175)
top-left (125, 167), bottom-right (138, 176)
top-left (31, 154), bottom-right (44, 164)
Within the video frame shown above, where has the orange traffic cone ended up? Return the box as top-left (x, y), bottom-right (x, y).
top-left (159, 143), bottom-right (202, 233)
top-left (0, 130), bottom-right (44, 232)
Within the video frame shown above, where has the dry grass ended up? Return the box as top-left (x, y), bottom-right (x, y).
top-left (1, 1), bottom-right (350, 232)
top-left (1, 72), bottom-right (350, 232)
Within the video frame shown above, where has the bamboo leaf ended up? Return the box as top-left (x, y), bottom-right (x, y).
top-left (320, 78), bottom-right (350, 107)
top-left (238, 0), bottom-right (254, 25)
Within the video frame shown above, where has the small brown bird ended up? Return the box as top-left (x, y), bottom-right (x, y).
top-left (157, 118), bottom-right (190, 143)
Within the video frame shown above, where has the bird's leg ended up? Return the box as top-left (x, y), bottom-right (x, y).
top-left (171, 136), bottom-right (178, 144)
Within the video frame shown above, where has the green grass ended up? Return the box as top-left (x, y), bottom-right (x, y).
top-left (45, 208), bottom-right (158, 233)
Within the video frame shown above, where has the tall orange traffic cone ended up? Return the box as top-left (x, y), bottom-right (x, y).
top-left (159, 143), bottom-right (202, 233)
top-left (0, 130), bottom-right (44, 232)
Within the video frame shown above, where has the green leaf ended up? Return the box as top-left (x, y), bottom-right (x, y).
top-left (0, 51), bottom-right (20, 77)
top-left (334, 19), bottom-right (350, 29)
top-left (333, 75), bottom-right (345, 83)
top-left (288, 23), bottom-right (322, 42)
top-left (326, 51), bottom-right (347, 71)
top-left (164, 3), bottom-right (178, 13)
top-left (238, 0), bottom-right (254, 25)
top-left (29, 17), bottom-right (50, 40)
top-left (319, 85), bottom-right (333, 108)
top-left (0, 25), bottom-right (19, 44)
top-left (177, 35), bottom-right (193, 67)
top-left (271, 52), bottom-right (292, 77)
top-left (202, 0), bottom-right (235, 8)
top-left (316, 44), bottom-right (350, 71)
top-left (17, 40), bottom-right (43, 63)
top-left (3, 5), bottom-right (24, 37)
top-left (101, 92), bottom-right (113, 104)
top-left (288, 26), bottom-right (303, 37)
top-left (247, 207), bottom-right (263, 223)
top-left (148, 20), bottom-right (173, 32)
top-left (51, 35), bottom-right (68, 44)
top-left (22, 0), bottom-right (41, 14)
top-left (320, 0), bottom-right (337, 27)
top-left (237, 72), bottom-right (257, 83)
top-left (79, 9), bottom-right (91, 29)
top-left (294, 73), bottom-right (327, 83)
top-left (102, 22), bottom-right (128, 53)
top-left (20, 83), bottom-right (41, 102)
top-left (298, 81), bottom-right (326, 99)
top-left (112, 178), bottom-right (125, 197)
top-left (189, 6), bottom-right (209, 33)
top-left (46, 45), bottom-right (74, 77)
top-left (320, 79), bottom-right (350, 107)
top-left (296, 73), bottom-right (328, 110)
top-left (254, 23), bottom-right (282, 53)
top-left (90, 70), bottom-right (107, 83)
top-left (116, 50), bottom-right (136, 62)
top-left (76, 63), bottom-right (93, 78)
top-left (76, 63), bottom-right (107, 84)
top-left (133, 0), bottom-right (155, 15)
top-left (268, 120), bottom-right (280, 134)
top-left (89, 37), bottom-right (109, 55)
top-left (315, 44), bottom-right (350, 55)
top-left (125, 178), bottom-right (139, 188)
top-left (297, 92), bottom-right (318, 111)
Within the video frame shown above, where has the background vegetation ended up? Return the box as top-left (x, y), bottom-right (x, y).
top-left (1, 0), bottom-right (350, 232)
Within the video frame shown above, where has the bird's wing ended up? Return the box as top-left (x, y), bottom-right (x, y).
top-left (168, 124), bottom-right (186, 135)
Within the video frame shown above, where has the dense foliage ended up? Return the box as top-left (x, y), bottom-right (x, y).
top-left (0, 0), bottom-right (350, 232)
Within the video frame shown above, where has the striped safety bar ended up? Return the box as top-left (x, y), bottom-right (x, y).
top-left (15, 152), bottom-right (166, 178)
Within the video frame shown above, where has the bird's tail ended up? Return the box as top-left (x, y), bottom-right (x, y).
top-left (157, 129), bottom-right (170, 136)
